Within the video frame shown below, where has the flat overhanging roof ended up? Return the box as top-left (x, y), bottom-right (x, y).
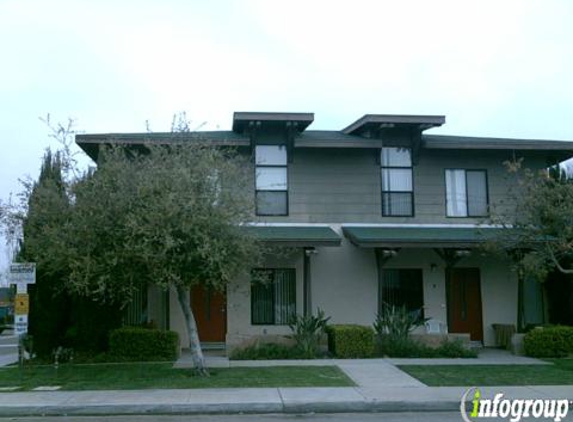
top-left (342, 225), bottom-right (504, 248)
top-left (424, 134), bottom-right (573, 152)
top-left (232, 112), bottom-right (314, 133)
top-left (342, 114), bottom-right (445, 135)
top-left (75, 131), bottom-right (250, 161)
top-left (76, 129), bottom-right (573, 163)
top-left (244, 225), bottom-right (341, 247)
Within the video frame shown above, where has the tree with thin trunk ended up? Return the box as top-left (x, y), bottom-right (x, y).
top-left (71, 143), bottom-right (263, 374)
top-left (2, 116), bottom-right (265, 375)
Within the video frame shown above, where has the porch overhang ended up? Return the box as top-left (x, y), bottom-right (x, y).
top-left (342, 225), bottom-right (504, 248)
top-left (244, 225), bottom-right (342, 247)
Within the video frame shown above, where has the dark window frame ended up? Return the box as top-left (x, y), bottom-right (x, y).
top-left (444, 169), bottom-right (489, 218)
top-left (251, 268), bottom-right (296, 325)
top-left (380, 147), bottom-right (414, 217)
top-left (378, 268), bottom-right (424, 319)
top-left (255, 145), bottom-right (289, 216)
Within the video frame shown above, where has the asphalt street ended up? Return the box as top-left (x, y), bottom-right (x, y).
top-left (2, 413), bottom-right (571, 422)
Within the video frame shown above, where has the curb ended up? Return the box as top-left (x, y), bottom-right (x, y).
top-left (0, 400), bottom-right (463, 417)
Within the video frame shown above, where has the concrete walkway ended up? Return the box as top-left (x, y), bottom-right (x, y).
top-left (387, 348), bottom-right (550, 366)
top-left (174, 347), bottom-right (549, 369)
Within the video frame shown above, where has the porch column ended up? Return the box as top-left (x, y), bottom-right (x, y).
top-left (303, 247), bottom-right (315, 316)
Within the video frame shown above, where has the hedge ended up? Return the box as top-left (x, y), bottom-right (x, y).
top-left (524, 326), bottom-right (573, 358)
top-left (229, 343), bottom-right (308, 360)
top-left (109, 327), bottom-right (180, 361)
top-left (326, 324), bottom-right (375, 358)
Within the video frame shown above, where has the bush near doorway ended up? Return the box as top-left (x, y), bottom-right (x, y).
top-left (524, 326), bottom-right (573, 357)
top-left (326, 325), bottom-right (376, 358)
top-left (109, 327), bottom-right (180, 361)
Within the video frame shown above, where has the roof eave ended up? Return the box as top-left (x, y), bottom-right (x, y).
top-left (232, 112), bottom-right (314, 132)
top-left (342, 114), bottom-right (446, 135)
top-left (347, 239), bottom-right (481, 248)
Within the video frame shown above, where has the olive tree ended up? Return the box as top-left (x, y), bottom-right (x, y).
top-left (63, 142), bottom-right (262, 374)
top-left (2, 116), bottom-right (265, 373)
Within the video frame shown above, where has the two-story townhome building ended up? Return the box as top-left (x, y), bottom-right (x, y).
top-left (76, 112), bottom-right (573, 349)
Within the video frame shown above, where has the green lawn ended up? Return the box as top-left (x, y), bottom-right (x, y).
top-left (399, 359), bottom-right (573, 386)
top-left (0, 364), bottom-right (353, 391)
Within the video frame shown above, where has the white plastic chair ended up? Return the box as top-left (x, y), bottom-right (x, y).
top-left (425, 318), bottom-right (448, 334)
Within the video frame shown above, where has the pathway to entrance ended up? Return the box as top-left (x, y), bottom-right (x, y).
top-left (174, 348), bottom-right (548, 388)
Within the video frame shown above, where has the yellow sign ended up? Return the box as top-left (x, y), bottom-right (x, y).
top-left (15, 294), bottom-right (29, 314)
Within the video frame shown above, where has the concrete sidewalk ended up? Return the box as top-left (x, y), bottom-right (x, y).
top-left (0, 385), bottom-right (571, 416)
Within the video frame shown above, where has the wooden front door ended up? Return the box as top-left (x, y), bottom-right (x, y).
top-left (447, 268), bottom-right (484, 341)
top-left (191, 285), bottom-right (226, 342)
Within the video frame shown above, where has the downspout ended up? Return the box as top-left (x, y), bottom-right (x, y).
top-left (517, 275), bottom-right (524, 332)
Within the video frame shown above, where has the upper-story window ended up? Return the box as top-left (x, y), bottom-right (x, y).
top-left (381, 147), bottom-right (414, 216)
top-left (445, 169), bottom-right (488, 217)
top-left (255, 145), bottom-right (288, 216)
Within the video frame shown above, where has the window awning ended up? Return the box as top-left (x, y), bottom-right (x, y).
top-left (342, 225), bottom-right (504, 248)
top-left (244, 225), bottom-right (341, 247)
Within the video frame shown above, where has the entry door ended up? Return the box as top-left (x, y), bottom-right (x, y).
top-left (191, 285), bottom-right (226, 342)
top-left (448, 268), bottom-right (484, 341)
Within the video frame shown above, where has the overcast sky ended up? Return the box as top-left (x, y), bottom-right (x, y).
top-left (1, 0), bottom-right (573, 280)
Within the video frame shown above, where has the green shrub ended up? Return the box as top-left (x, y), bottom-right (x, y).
top-left (109, 327), bottom-right (179, 361)
top-left (373, 304), bottom-right (425, 340)
top-left (229, 343), bottom-right (307, 360)
top-left (377, 335), bottom-right (429, 357)
top-left (524, 326), bottom-right (573, 357)
top-left (289, 309), bottom-right (330, 358)
top-left (435, 339), bottom-right (477, 358)
top-left (326, 324), bottom-right (375, 358)
top-left (377, 336), bottom-right (476, 358)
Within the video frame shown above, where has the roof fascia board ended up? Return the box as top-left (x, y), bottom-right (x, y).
top-left (342, 114), bottom-right (446, 135)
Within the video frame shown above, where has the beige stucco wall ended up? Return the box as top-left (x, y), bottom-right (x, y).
top-left (310, 230), bottom-right (378, 325)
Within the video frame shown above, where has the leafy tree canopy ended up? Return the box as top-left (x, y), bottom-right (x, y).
top-left (491, 159), bottom-right (573, 282)
top-left (2, 116), bottom-right (269, 374)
